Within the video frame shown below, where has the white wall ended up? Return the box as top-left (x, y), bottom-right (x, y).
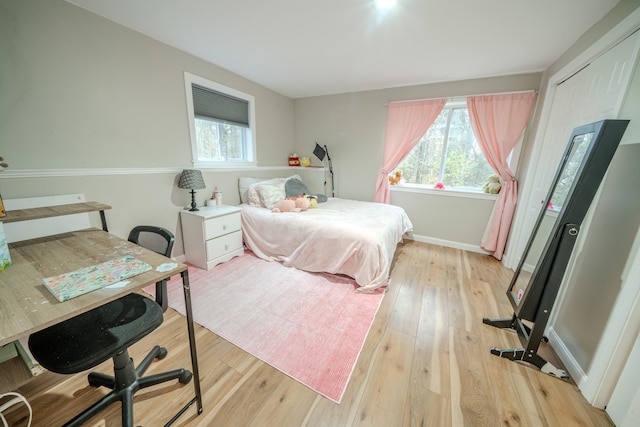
top-left (0, 0), bottom-right (297, 256)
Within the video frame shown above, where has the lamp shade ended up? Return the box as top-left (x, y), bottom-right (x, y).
top-left (313, 143), bottom-right (326, 161)
top-left (178, 169), bottom-right (206, 190)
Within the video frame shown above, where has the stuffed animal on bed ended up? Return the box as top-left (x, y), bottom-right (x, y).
top-left (305, 195), bottom-right (318, 208)
top-left (295, 196), bottom-right (310, 211)
top-left (272, 196), bottom-right (310, 213)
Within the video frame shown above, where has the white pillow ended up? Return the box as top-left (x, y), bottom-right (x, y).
top-left (256, 181), bottom-right (287, 209)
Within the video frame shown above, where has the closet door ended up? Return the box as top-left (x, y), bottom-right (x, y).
top-left (511, 31), bottom-right (640, 270)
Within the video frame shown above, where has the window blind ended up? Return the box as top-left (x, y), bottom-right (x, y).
top-left (192, 84), bottom-right (249, 128)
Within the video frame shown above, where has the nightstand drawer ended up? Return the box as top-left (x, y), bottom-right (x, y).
top-left (204, 214), bottom-right (241, 240)
top-left (206, 230), bottom-right (243, 261)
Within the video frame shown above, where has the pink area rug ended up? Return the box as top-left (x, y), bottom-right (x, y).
top-left (144, 250), bottom-right (385, 403)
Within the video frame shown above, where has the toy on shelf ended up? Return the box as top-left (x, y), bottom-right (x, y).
top-left (288, 154), bottom-right (300, 166)
top-left (388, 170), bottom-right (403, 185)
top-left (482, 175), bottom-right (502, 194)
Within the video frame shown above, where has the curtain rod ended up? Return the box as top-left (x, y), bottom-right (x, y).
top-left (384, 89), bottom-right (537, 106)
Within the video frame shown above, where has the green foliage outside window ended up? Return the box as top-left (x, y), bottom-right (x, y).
top-left (194, 118), bottom-right (244, 161)
top-left (397, 105), bottom-right (495, 190)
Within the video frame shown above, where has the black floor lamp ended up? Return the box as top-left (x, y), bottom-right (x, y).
top-left (313, 142), bottom-right (335, 197)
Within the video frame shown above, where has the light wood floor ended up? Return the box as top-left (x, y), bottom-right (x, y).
top-left (5, 241), bottom-right (614, 426)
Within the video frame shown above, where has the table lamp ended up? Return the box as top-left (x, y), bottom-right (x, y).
top-left (178, 169), bottom-right (206, 211)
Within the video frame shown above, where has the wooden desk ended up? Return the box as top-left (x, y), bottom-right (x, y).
top-left (0, 228), bottom-right (203, 420)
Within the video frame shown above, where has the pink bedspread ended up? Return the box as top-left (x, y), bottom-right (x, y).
top-left (241, 198), bottom-right (413, 292)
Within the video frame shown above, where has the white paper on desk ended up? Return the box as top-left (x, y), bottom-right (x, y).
top-left (156, 262), bottom-right (178, 272)
top-left (105, 280), bottom-right (130, 289)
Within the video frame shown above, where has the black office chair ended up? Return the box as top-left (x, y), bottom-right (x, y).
top-left (28, 226), bottom-right (191, 427)
top-left (128, 225), bottom-right (175, 312)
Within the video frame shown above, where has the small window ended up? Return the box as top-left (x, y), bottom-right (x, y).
top-left (397, 100), bottom-right (495, 191)
top-left (184, 72), bottom-right (256, 167)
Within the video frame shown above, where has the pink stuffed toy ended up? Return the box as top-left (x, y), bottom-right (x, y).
top-left (294, 196), bottom-right (310, 211)
top-left (272, 196), bottom-right (309, 213)
top-left (272, 199), bottom-right (297, 212)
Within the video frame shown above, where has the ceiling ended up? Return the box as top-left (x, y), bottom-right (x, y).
top-left (67, 0), bottom-right (620, 99)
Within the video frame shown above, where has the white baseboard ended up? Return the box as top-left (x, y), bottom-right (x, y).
top-left (546, 326), bottom-right (587, 386)
top-left (410, 234), bottom-right (490, 254)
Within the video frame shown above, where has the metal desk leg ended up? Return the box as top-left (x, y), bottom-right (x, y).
top-left (99, 210), bottom-right (109, 232)
top-left (164, 270), bottom-right (202, 427)
top-left (166, 269), bottom-right (203, 425)
top-left (182, 269), bottom-right (203, 413)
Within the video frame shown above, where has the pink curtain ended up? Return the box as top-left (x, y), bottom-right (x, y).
top-left (374, 99), bottom-right (447, 203)
top-left (467, 92), bottom-right (536, 260)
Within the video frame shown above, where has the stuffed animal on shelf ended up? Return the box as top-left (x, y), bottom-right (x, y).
top-left (482, 175), bottom-right (502, 194)
top-left (388, 170), bottom-right (403, 185)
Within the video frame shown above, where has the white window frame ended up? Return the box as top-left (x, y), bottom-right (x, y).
top-left (184, 72), bottom-right (257, 168)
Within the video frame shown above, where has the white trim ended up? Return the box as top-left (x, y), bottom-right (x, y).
top-left (410, 234), bottom-right (489, 254)
top-left (0, 168), bottom-right (181, 178)
top-left (391, 184), bottom-right (498, 201)
top-left (0, 166), bottom-right (309, 179)
top-left (183, 71), bottom-right (257, 165)
top-left (554, 13), bottom-right (640, 85)
top-left (193, 160), bottom-right (258, 169)
top-left (386, 90), bottom-right (537, 106)
top-left (546, 326), bottom-right (587, 385)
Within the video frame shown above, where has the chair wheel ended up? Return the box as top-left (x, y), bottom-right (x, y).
top-left (179, 370), bottom-right (193, 384)
top-left (156, 347), bottom-right (168, 360)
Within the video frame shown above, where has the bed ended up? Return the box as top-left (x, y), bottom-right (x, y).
top-left (239, 176), bottom-right (413, 292)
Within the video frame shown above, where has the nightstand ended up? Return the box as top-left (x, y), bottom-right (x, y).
top-left (180, 205), bottom-right (243, 270)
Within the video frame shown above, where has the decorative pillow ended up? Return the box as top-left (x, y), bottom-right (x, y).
top-left (285, 178), bottom-right (310, 198)
top-left (239, 177), bottom-right (265, 204)
top-left (246, 181), bottom-right (270, 207)
top-left (256, 181), bottom-right (287, 210)
top-left (285, 177), bottom-right (328, 202)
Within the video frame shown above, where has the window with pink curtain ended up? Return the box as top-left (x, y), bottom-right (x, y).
top-left (467, 92), bottom-right (536, 260)
top-left (374, 98), bottom-right (447, 204)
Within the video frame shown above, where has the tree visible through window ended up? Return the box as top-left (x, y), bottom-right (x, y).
top-left (194, 118), bottom-right (245, 161)
top-left (397, 101), bottom-right (494, 189)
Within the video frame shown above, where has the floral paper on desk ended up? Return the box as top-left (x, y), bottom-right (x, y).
top-left (43, 256), bottom-right (152, 302)
top-left (0, 221), bottom-right (10, 270)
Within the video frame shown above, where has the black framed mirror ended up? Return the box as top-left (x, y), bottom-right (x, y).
top-left (484, 119), bottom-right (629, 378)
top-left (508, 127), bottom-right (595, 319)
